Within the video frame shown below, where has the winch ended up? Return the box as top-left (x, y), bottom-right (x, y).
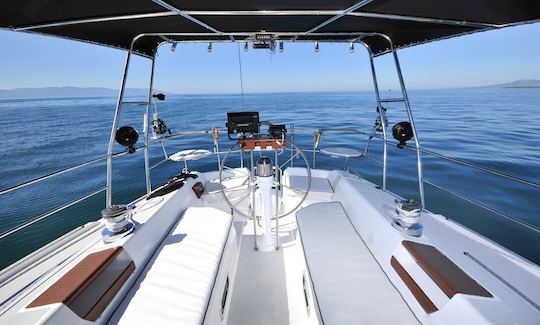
top-left (101, 204), bottom-right (135, 243)
top-left (391, 199), bottom-right (423, 237)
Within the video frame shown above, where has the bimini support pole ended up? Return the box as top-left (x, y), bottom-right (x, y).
top-left (144, 57), bottom-right (156, 196)
top-left (359, 35), bottom-right (425, 209)
top-left (360, 43), bottom-right (388, 191)
top-left (106, 49), bottom-right (132, 208)
top-left (389, 45), bottom-right (425, 208)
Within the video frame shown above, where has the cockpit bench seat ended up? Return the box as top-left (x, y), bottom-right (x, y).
top-left (296, 202), bottom-right (418, 325)
top-left (110, 207), bottom-right (233, 324)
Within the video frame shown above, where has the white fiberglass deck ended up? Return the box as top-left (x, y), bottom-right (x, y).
top-left (1, 168), bottom-right (539, 325)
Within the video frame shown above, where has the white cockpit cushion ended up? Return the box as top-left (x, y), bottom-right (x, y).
top-left (296, 202), bottom-right (418, 325)
top-left (111, 207), bottom-right (233, 325)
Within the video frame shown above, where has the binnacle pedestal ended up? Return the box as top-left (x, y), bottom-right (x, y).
top-left (256, 156), bottom-right (276, 252)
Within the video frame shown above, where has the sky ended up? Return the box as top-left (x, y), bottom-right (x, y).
top-left (0, 22), bottom-right (539, 93)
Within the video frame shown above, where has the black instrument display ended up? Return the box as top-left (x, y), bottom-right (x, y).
top-left (226, 112), bottom-right (260, 139)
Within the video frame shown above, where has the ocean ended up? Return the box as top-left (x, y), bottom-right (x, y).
top-left (0, 88), bottom-right (539, 269)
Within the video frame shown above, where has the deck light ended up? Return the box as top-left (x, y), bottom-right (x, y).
top-left (279, 42), bottom-right (284, 53)
top-left (349, 42), bottom-right (355, 53)
top-left (244, 42), bottom-right (249, 52)
top-left (171, 43), bottom-right (177, 52)
top-left (314, 42), bottom-right (320, 53)
top-left (207, 42), bottom-right (212, 53)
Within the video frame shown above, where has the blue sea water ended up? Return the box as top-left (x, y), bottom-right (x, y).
top-left (0, 88), bottom-right (539, 269)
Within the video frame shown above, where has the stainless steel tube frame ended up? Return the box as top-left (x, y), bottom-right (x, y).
top-left (362, 43), bottom-right (388, 191)
top-left (391, 43), bottom-right (425, 208)
top-left (358, 34), bottom-right (425, 208)
top-left (144, 57), bottom-right (156, 195)
top-left (106, 50), bottom-right (132, 208)
top-left (107, 34), bottom-right (158, 207)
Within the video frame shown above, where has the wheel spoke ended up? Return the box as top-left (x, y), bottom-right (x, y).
top-left (220, 177), bottom-right (251, 191)
top-left (280, 151), bottom-right (301, 169)
top-left (232, 191), bottom-right (252, 208)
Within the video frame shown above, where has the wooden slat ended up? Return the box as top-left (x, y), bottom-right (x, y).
top-left (391, 256), bottom-right (438, 314)
top-left (403, 241), bottom-right (492, 298)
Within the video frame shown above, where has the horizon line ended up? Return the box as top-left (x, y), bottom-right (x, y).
top-left (1, 80), bottom-right (539, 100)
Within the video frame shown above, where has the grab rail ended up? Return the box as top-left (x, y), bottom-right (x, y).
top-left (411, 147), bottom-right (540, 190)
top-left (0, 151), bottom-right (129, 197)
top-left (322, 129), bottom-right (540, 190)
top-left (0, 187), bottom-right (107, 240)
top-left (423, 180), bottom-right (540, 234)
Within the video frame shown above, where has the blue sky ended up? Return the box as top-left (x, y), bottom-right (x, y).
top-left (0, 22), bottom-right (539, 93)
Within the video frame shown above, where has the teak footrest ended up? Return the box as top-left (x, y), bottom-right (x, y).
top-left (28, 246), bottom-right (134, 321)
top-left (402, 241), bottom-right (492, 298)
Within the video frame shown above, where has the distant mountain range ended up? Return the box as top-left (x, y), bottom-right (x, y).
top-left (0, 87), bottom-right (165, 99)
top-left (483, 79), bottom-right (540, 89)
top-left (0, 80), bottom-right (538, 99)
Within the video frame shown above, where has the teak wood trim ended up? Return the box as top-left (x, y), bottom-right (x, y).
top-left (402, 241), bottom-right (492, 298)
top-left (391, 256), bottom-right (438, 314)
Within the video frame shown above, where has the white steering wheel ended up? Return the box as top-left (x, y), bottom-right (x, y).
top-left (218, 139), bottom-right (311, 219)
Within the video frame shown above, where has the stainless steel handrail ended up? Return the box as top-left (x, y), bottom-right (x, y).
top-left (291, 126), bottom-right (369, 135)
top-left (151, 129), bottom-right (228, 142)
top-left (2, 124), bottom-right (537, 240)
top-left (0, 187), bottom-right (107, 240)
top-left (424, 180), bottom-right (540, 234)
top-left (0, 131), bottom-right (238, 199)
top-left (414, 147), bottom-right (540, 190)
top-left (356, 132), bottom-right (540, 190)
top-left (0, 152), bottom-right (126, 197)
top-left (155, 126), bottom-right (540, 191)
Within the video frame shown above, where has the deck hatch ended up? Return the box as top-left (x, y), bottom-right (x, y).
top-left (27, 246), bottom-right (134, 321)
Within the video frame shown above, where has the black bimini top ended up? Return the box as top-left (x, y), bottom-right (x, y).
top-left (1, 1), bottom-right (539, 57)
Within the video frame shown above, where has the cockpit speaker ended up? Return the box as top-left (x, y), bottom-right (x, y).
top-left (115, 126), bottom-right (139, 153)
top-left (392, 121), bottom-right (413, 148)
